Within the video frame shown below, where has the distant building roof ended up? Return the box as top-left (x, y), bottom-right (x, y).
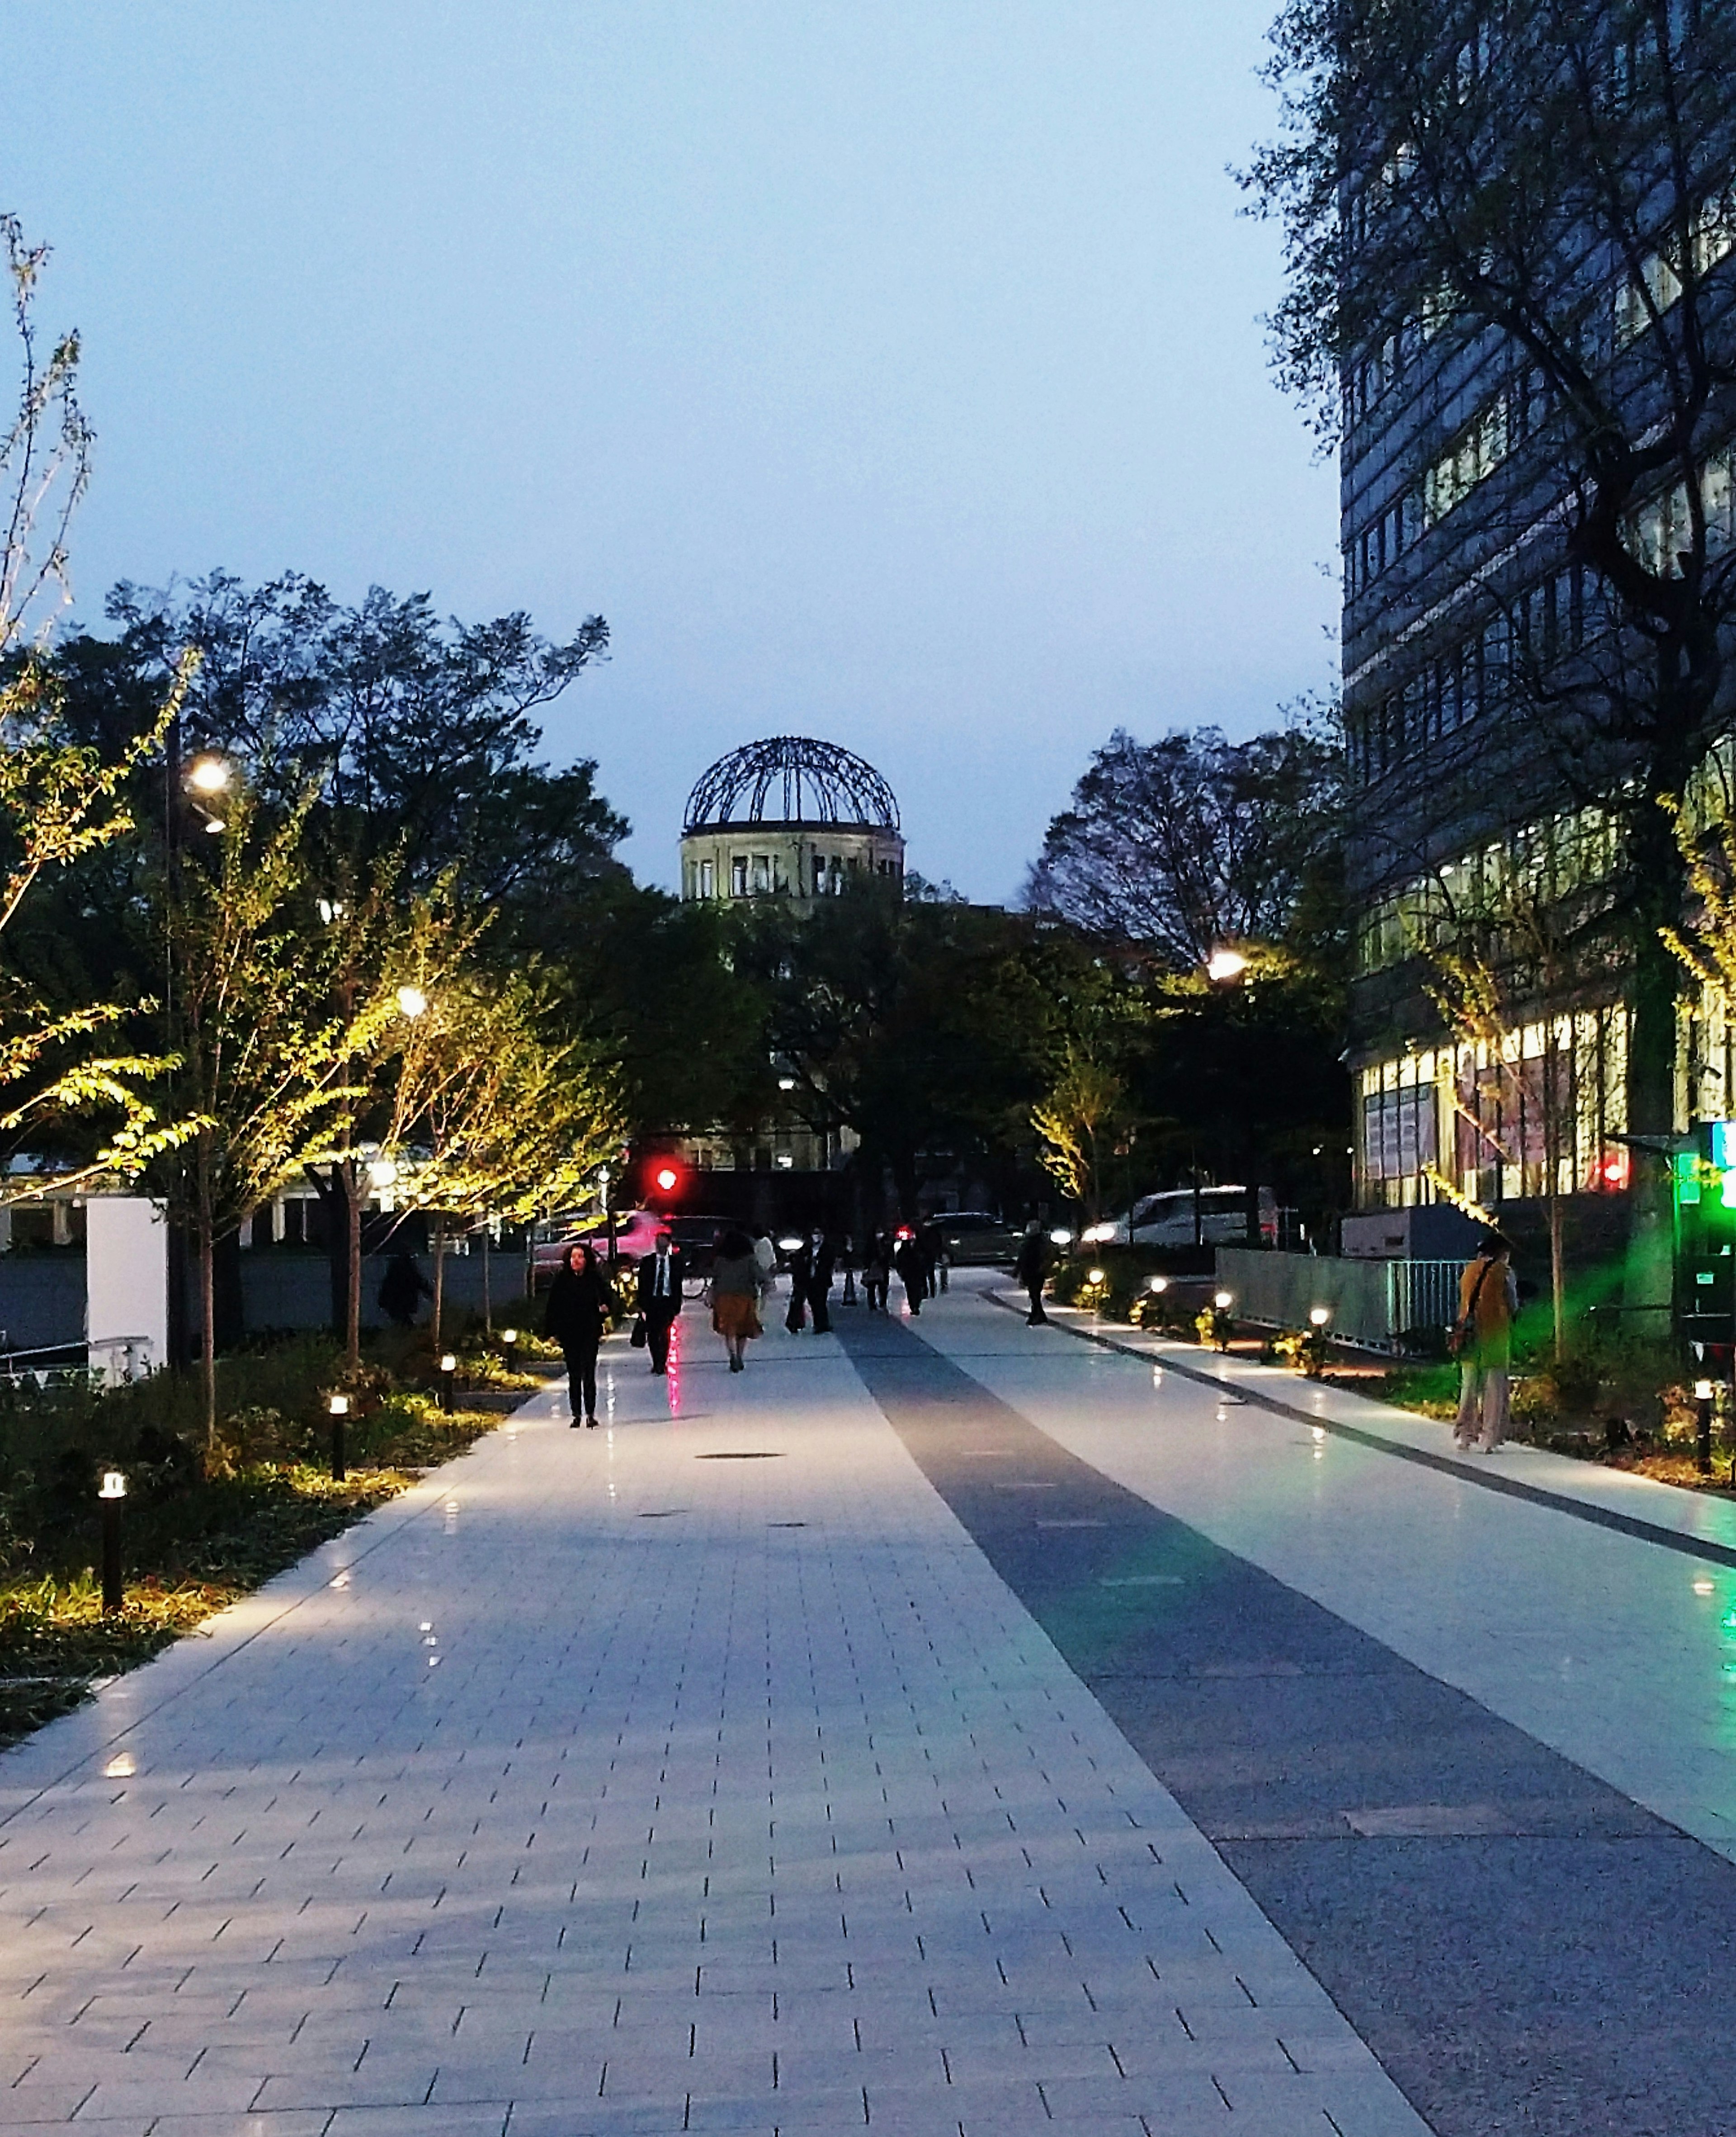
top-left (683, 737), bottom-right (901, 834)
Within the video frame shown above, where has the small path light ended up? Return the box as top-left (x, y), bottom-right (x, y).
top-left (439, 1354), bottom-right (457, 1413)
top-left (1087, 1267), bottom-right (1107, 1286)
top-left (328, 1394), bottom-right (349, 1481)
top-left (1147, 1275), bottom-right (1169, 1294)
top-left (1214, 1290), bottom-right (1233, 1311)
top-left (98, 1470), bottom-right (126, 1613)
top-left (502, 1327), bottom-right (519, 1375)
top-left (1696, 1378), bottom-right (1715, 1475)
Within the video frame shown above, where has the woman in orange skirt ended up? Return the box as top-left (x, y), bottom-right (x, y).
top-left (709, 1227), bottom-right (764, 1373)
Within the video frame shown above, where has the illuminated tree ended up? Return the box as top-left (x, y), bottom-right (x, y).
top-left (167, 780), bottom-right (401, 1442)
top-left (377, 957), bottom-right (623, 1347)
top-left (0, 220), bottom-right (191, 1197)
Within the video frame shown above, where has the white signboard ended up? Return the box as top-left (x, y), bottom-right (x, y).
top-left (85, 1196), bottom-right (168, 1383)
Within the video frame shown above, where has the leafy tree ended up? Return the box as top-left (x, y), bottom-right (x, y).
top-left (1031, 1051), bottom-right (1133, 1219)
top-left (742, 887), bottom-right (1112, 1220)
top-left (1027, 723), bottom-right (1345, 968)
top-left (165, 779), bottom-right (396, 1440)
top-left (548, 879), bottom-right (775, 1149)
top-left (1243, 0), bottom-right (1736, 1281)
top-left (0, 219), bottom-right (193, 1196)
top-left (55, 572), bottom-right (622, 919)
top-left (377, 961), bottom-right (623, 1345)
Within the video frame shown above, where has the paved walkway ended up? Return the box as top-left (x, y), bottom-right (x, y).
top-left (7, 1275), bottom-right (1736, 2134)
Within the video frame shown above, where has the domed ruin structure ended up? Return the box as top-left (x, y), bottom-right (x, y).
top-left (679, 737), bottom-right (904, 902)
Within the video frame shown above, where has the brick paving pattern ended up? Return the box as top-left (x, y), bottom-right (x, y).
top-left (0, 1331), bottom-right (1420, 2137)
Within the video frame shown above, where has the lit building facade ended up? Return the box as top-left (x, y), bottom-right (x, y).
top-left (1339, 38), bottom-right (1736, 1223)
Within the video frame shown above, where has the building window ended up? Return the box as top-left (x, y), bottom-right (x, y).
top-left (1423, 394), bottom-right (1510, 524)
top-left (731, 856), bottom-right (748, 897)
top-left (752, 854), bottom-right (771, 893)
top-left (699, 859), bottom-right (715, 898)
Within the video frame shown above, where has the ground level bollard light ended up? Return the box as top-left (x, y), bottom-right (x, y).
top-left (99, 1470), bottom-right (125, 1613)
top-left (1148, 1274), bottom-right (1169, 1293)
top-left (329, 1394), bottom-right (349, 1482)
top-left (1696, 1378), bottom-right (1715, 1475)
top-left (439, 1353), bottom-right (457, 1413)
top-left (502, 1328), bottom-right (519, 1375)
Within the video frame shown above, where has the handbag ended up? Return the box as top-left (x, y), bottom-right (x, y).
top-left (630, 1316), bottom-right (648, 1350)
top-left (1448, 1258), bottom-right (1494, 1358)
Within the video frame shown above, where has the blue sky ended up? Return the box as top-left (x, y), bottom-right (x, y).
top-left (8, 2), bottom-right (1337, 901)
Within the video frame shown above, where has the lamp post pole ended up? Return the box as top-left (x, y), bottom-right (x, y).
top-left (99, 1471), bottom-right (126, 1613)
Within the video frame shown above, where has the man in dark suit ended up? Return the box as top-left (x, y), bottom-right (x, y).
top-left (635, 1229), bottom-right (686, 1375)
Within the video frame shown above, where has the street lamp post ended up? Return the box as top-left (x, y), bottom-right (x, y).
top-left (99, 1471), bottom-right (126, 1612)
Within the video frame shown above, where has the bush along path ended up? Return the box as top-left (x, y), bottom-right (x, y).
top-left (0, 1327), bottom-right (552, 1749)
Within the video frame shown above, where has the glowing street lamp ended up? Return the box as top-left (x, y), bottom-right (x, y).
top-left (185, 754), bottom-right (232, 796)
top-left (1147, 1274), bottom-right (1169, 1293)
top-left (395, 984), bottom-right (429, 1021)
top-left (1205, 947), bottom-right (1248, 984)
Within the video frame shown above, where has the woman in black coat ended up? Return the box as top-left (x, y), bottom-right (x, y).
top-left (543, 1242), bottom-right (618, 1427)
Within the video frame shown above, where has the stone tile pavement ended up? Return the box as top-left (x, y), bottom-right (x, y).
top-left (0, 1319), bottom-right (1424, 2137)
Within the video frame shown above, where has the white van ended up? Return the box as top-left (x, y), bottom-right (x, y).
top-left (1085, 1186), bottom-right (1277, 1250)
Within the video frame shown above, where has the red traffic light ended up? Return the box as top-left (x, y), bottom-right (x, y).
top-left (646, 1158), bottom-right (685, 1201)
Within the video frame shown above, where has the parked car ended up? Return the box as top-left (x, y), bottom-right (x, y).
top-left (531, 1208), bottom-right (665, 1285)
top-left (937, 1211), bottom-right (1025, 1266)
top-left (1083, 1186), bottom-right (1278, 1250)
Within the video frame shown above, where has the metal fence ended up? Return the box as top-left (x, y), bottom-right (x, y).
top-left (1214, 1249), bottom-right (1464, 1353)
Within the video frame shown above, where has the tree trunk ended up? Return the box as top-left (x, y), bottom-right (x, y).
top-left (1625, 784), bottom-right (1689, 1314)
top-left (198, 1210), bottom-right (217, 1454)
top-left (345, 1159), bottom-right (362, 1371)
top-left (431, 1224), bottom-right (447, 1351)
top-left (481, 1224), bottom-right (491, 1336)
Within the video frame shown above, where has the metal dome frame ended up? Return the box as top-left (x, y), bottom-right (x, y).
top-left (683, 736), bottom-right (901, 833)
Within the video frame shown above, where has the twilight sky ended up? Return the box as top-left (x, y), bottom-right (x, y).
top-left (7, 1), bottom-right (1337, 902)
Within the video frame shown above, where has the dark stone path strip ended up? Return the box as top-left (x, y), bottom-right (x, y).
top-left (837, 1311), bottom-right (1736, 2137)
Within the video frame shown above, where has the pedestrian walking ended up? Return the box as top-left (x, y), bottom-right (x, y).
top-left (377, 1250), bottom-right (431, 1328)
top-left (806, 1229), bottom-right (835, 1334)
top-left (1015, 1221), bottom-right (1051, 1325)
top-left (634, 1227), bottom-right (686, 1376)
top-left (752, 1226), bottom-right (778, 1314)
top-left (893, 1230), bottom-right (926, 1316)
top-left (784, 1235), bottom-right (813, 1332)
top-left (918, 1220), bottom-right (944, 1300)
top-left (543, 1241), bottom-right (619, 1427)
top-left (710, 1227), bottom-right (764, 1372)
top-left (838, 1236), bottom-right (858, 1305)
top-left (1452, 1233), bottom-right (1519, 1452)
top-left (863, 1235), bottom-right (890, 1314)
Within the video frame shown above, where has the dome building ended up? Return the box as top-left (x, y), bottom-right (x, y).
top-left (680, 737), bottom-right (904, 903)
